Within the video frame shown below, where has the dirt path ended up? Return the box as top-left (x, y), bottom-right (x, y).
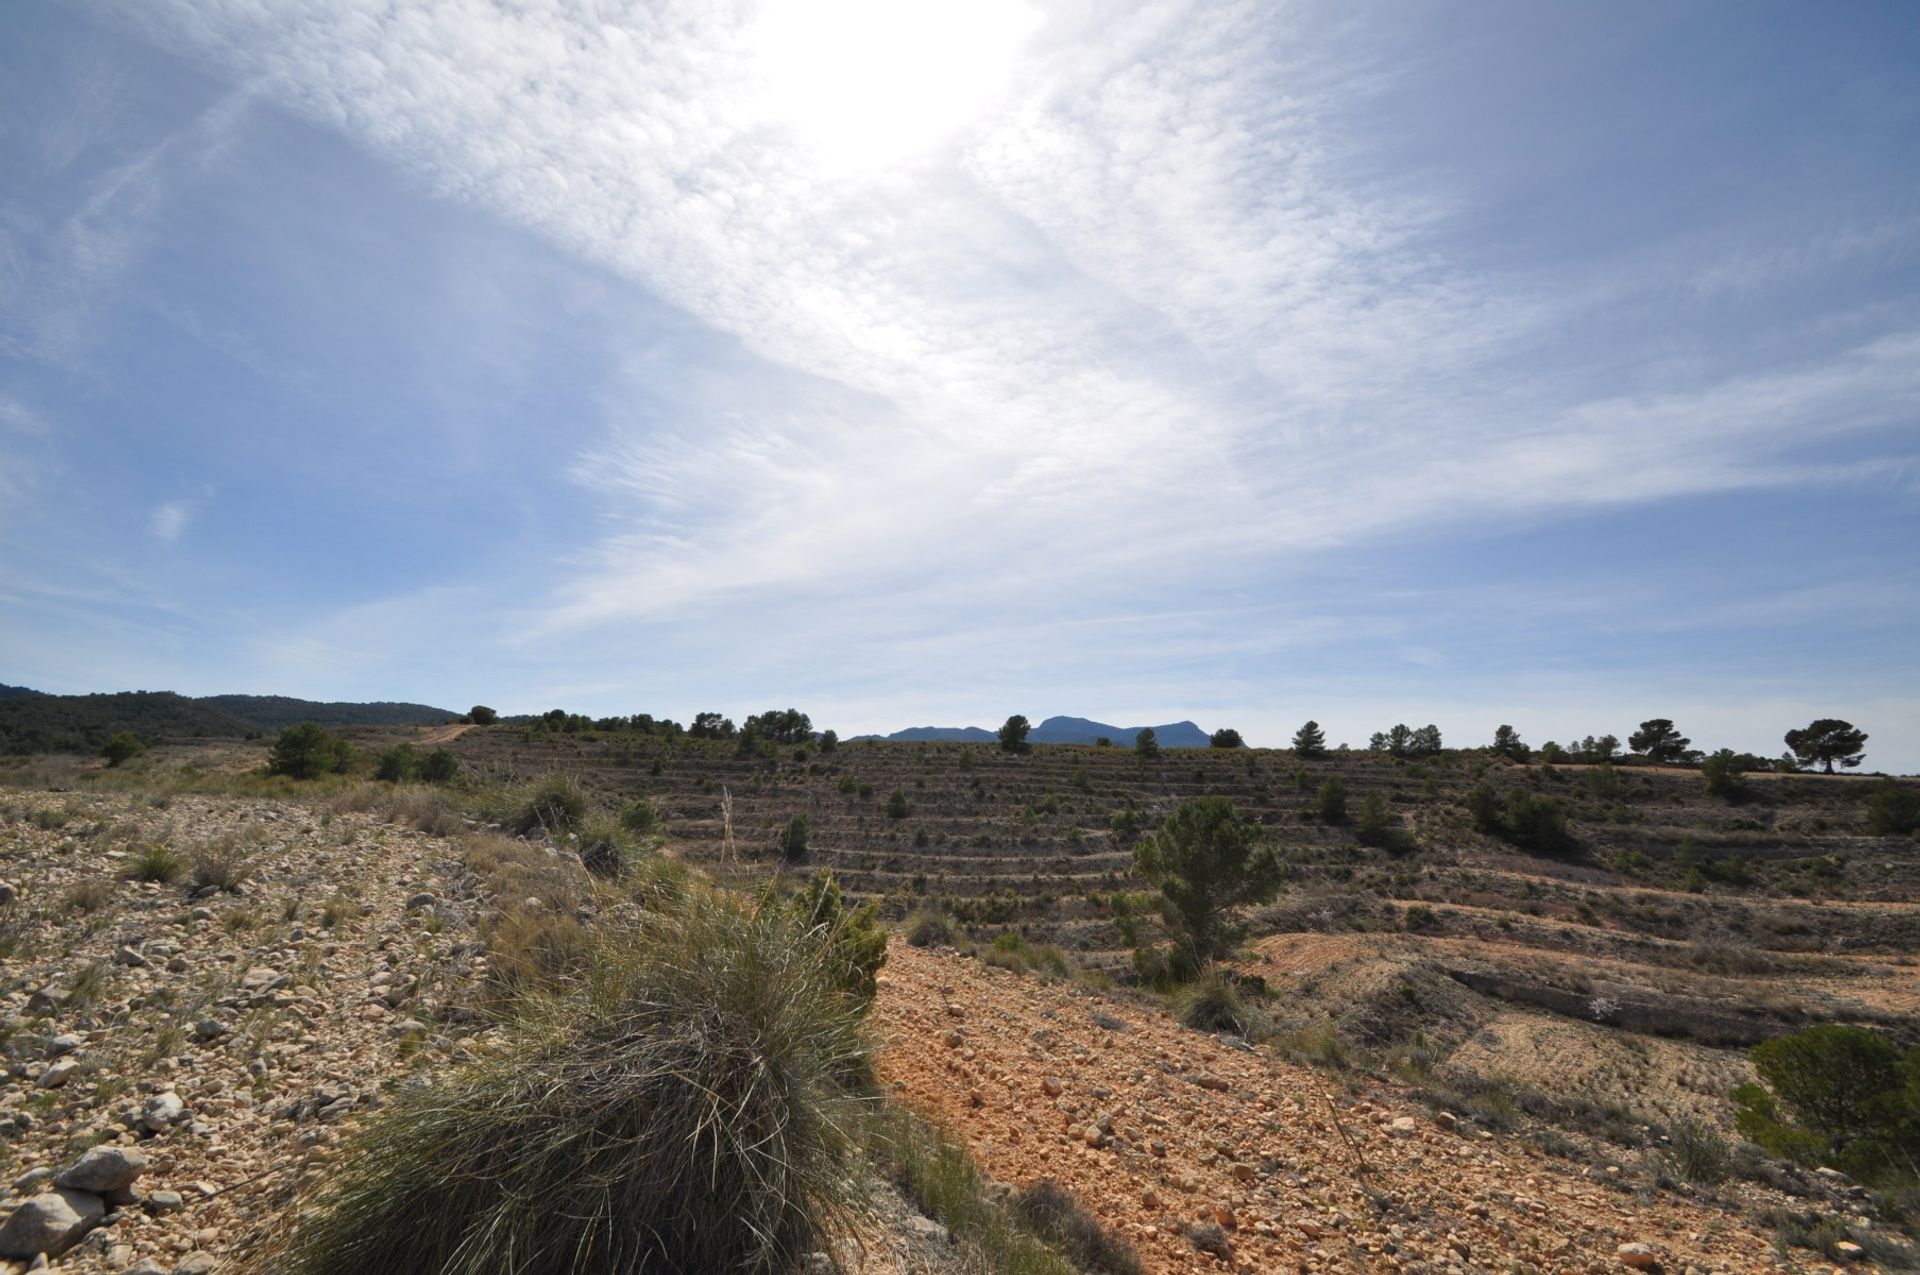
top-left (875, 943), bottom-right (1791, 1275)
top-left (417, 722), bottom-right (474, 746)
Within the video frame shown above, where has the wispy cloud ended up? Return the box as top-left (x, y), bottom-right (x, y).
top-left (149, 500), bottom-right (192, 542)
top-left (89, 1), bottom-right (1919, 658)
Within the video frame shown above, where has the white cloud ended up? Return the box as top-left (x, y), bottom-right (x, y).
top-left (149, 500), bottom-right (191, 542)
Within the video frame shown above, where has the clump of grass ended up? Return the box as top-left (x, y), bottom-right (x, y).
top-left (515, 775), bottom-right (588, 836)
top-left (64, 961), bottom-right (110, 1009)
top-left (388, 789), bottom-right (462, 837)
top-left (871, 1108), bottom-right (1077, 1275)
top-left (61, 878), bottom-right (117, 913)
top-left (982, 931), bottom-right (1072, 979)
top-left (1013, 1180), bottom-right (1145, 1275)
top-left (575, 815), bottom-right (634, 880)
top-left (320, 894), bottom-right (364, 929)
top-left (1177, 970), bottom-right (1267, 1038)
top-left (190, 841), bottom-right (252, 893)
top-left (260, 888), bottom-right (876, 1275)
top-left (1275, 1020), bottom-right (1353, 1070)
top-left (905, 910), bottom-right (956, 948)
top-left (123, 843), bottom-right (185, 883)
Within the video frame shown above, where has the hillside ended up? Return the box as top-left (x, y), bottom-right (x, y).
top-left (194, 696), bottom-right (458, 732)
top-left (1, 729), bottom-right (1916, 1272)
top-left (0, 691), bottom-right (457, 755)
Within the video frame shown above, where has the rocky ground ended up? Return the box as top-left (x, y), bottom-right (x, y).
top-left (875, 942), bottom-right (1881, 1275)
top-left (0, 790), bottom-right (479, 1273)
top-left (0, 789), bottom-right (977, 1275)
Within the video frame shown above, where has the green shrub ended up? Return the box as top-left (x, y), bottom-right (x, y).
top-left (516, 775), bottom-right (588, 836)
top-left (101, 731), bottom-right (146, 767)
top-left (1702, 748), bottom-right (1747, 800)
top-left (420, 749), bottom-right (460, 784)
top-left (1134, 797), bottom-right (1282, 969)
top-left (262, 889), bottom-right (875, 1275)
top-left (781, 814), bottom-right (811, 862)
top-left (617, 798), bottom-right (660, 835)
top-left (267, 723), bottom-right (353, 780)
top-left (1315, 778), bottom-right (1347, 824)
top-left (375, 745), bottom-right (420, 783)
top-left (1867, 779), bottom-right (1920, 837)
top-left (1503, 788), bottom-right (1573, 854)
top-left (468, 705), bottom-right (498, 725)
top-left (1734, 1023), bottom-right (1920, 1183)
top-left (1134, 728), bottom-right (1160, 759)
top-left (790, 871), bottom-right (887, 1007)
top-left (885, 789), bottom-right (910, 820)
top-left (1466, 782), bottom-right (1502, 833)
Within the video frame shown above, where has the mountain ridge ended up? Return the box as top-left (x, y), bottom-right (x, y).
top-left (851, 714), bottom-right (1214, 748)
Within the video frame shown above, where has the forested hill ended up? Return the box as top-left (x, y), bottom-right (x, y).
top-left (0, 688), bottom-right (457, 754)
top-left (196, 695), bottom-right (459, 731)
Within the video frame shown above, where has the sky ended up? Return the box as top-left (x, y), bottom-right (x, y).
top-left (1, 1), bottom-right (1916, 769)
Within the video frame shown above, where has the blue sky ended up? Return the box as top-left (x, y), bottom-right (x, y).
top-left (2, 1), bottom-right (1916, 769)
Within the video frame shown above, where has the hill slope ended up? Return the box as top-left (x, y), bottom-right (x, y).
top-left (0, 689), bottom-right (458, 754)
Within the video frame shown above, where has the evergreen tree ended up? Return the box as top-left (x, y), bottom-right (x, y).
top-left (1784, 719), bottom-right (1868, 773)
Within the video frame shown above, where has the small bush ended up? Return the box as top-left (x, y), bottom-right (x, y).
top-left (1013, 1180), bottom-right (1145, 1275)
top-left (420, 748), bottom-right (461, 784)
top-left (101, 731), bottom-right (146, 767)
top-left (1867, 779), bottom-right (1920, 837)
top-left (1316, 778), bottom-right (1347, 824)
top-left (620, 798), bottom-right (662, 834)
top-left (516, 775), bottom-right (588, 836)
top-left (1664, 1117), bottom-right (1730, 1185)
top-left (260, 889), bottom-right (876, 1275)
top-left (781, 813), bottom-right (811, 862)
top-left (905, 910), bottom-right (955, 948)
top-left (885, 789), bottom-right (911, 820)
top-left (790, 872), bottom-right (887, 1007)
top-left (375, 745), bottom-right (420, 783)
top-left (268, 723), bottom-right (353, 780)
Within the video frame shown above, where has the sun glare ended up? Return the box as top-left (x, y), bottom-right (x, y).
top-left (745, 0), bottom-right (1036, 173)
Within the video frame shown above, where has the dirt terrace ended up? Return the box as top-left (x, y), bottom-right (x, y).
top-left (875, 941), bottom-right (1804, 1275)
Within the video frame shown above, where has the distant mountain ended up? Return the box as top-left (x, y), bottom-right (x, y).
top-left (199, 695), bottom-right (459, 732)
top-left (0, 688), bottom-right (458, 755)
top-left (849, 716), bottom-right (1214, 748)
top-left (849, 725), bottom-right (998, 743)
top-left (1029, 716), bottom-right (1212, 748)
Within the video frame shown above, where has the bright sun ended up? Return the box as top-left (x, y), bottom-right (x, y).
top-left (744, 0), bottom-right (1037, 174)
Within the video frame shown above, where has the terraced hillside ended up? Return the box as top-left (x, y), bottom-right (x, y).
top-left (444, 726), bottom-right (1920, 1164)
